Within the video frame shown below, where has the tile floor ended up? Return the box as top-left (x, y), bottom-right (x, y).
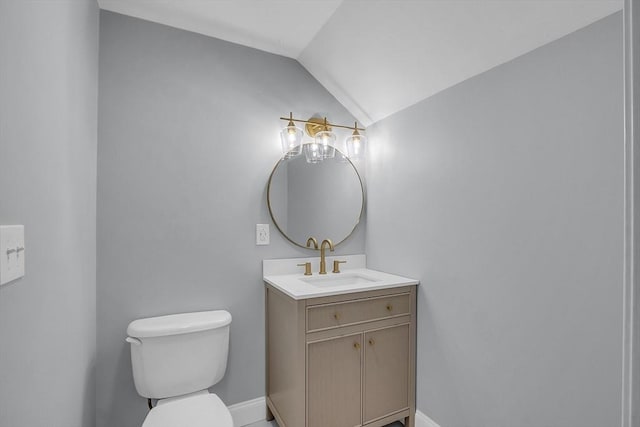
top-left (246, 422), bottom-right (276, 427)
top-left (246, 421), bottom-right (404, 427)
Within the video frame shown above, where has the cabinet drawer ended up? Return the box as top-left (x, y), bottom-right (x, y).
top-left (307, 293), bottom-right (410, 332)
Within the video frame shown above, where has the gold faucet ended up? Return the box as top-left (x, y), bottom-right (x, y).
top-left (319, 239), bottom-right (334, 274)
top-left (306, 237), bottom-right (318, 250)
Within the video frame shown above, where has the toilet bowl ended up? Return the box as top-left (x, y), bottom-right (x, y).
top-left (126, 310), bottom-right (233, 427)
top-left (141, 391), bottom-right (233, 427)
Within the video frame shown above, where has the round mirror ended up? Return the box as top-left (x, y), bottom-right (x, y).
top-left (267, 147), bottom-right (364, 249)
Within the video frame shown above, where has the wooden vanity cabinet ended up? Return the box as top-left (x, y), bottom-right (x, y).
top-left (265, 284), bottom-right (417, 427)
top-left (307, 333), bottom-right (363, 427)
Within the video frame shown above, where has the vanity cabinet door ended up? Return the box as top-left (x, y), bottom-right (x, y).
top-left (363, 324), bottom-right (410, 423)
top-left (307, 334), bottom-right (363, 427)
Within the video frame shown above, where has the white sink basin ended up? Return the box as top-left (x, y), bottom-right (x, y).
top-left (263, 255), bottom-right (419, 299)
top-left (301, 272), bottom-right (379, 288)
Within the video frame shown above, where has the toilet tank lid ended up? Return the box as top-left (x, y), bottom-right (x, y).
top-left (127, 310), bottom-right (232, 338)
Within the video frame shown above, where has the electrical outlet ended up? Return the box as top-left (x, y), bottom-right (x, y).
top-left (256, 224), bottom-right (270, 245)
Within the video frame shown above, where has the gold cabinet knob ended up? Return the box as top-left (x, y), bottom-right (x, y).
top-left (386, 304), bottom-right (393, 311)
top-left (368, 338), bottom-right (375, 346)
top-left (353, 342), bottom-right (360, 350)
top-left (334, 313), bottom-right (340, 321)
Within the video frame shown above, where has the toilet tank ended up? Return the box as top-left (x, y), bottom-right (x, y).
top-left (126, 310), bottom-right (232, 399)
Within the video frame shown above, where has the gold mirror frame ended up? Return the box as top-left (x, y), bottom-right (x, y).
top-left (266, 147), bottom-right (365, 250)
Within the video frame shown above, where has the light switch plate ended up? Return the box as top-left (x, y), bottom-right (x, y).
top-left (0, 225), bottom-right (25, 286)
top-left (256, 224), bottom-right (270, 245)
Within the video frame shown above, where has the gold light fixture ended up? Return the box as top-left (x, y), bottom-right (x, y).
top-left (304, 117), bottom-right (330, 138)
top-left (315, 117), bottom-right (336, 160)
top-left (279, 114), bottom-right (366, 163)
top-left (345, 122), bottom-right (367, 161)
top-left (303, 139), bottom-right (322, 164)
top-left (279, 112), bottom-right (303, 158)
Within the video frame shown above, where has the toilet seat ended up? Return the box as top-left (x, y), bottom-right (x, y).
top-left (142, 391), bottom-right (233, 427)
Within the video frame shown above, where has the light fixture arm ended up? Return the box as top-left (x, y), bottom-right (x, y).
top-left (351, 121), bottom-right (361, 136)
top-left (286, 112), bottom-right (295, 128)
top-left (279, 115), bottom-right (365, 132)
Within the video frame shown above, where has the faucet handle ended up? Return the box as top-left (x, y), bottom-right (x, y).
top-left (332, 260), bottom-right (347, 274)
top-left (297, 262), bottom-right (312, 276)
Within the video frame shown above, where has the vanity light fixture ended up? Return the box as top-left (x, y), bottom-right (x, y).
top-left (315, 117), bottom-right (336, 160)
top-left (345, 122), bottom-right (367, 161)
top-left (279, 112), bottom-right (304, 158)
top-left (303, 141), bottom-right (322, 164)
top-left (279, 114), bottom-right (366, 163)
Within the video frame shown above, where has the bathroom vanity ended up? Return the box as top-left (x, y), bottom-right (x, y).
top-left (263, 255), bottom-right (418, 427)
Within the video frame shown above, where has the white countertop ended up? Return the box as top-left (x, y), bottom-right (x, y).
top-left (263, 255), bottom-right (419, 300)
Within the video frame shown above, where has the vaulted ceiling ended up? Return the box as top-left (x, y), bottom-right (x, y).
top-left (98, 0), bottom-right (622, 126)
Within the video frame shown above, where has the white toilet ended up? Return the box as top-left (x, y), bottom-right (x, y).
top-left (126, 310), bottom-right (234, 427)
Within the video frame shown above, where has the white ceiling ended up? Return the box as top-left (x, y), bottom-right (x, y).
top-left (97, 0), bottom-right (344, 57)
top-left (98, 0), bottom-right (622, 126)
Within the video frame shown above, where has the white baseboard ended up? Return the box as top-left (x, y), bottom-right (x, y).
top-left (416, 409), bottom-right (442, 427)
top-left (228, 396), bottom-right (266, 427)
top-left (228, 396), bottom-right (439, 427)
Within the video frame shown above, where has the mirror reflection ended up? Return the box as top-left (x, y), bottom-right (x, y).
top-left (268, 147), bottom-right (364, 248)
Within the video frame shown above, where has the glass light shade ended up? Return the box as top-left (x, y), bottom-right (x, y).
top-left (345, 133), bottom-right (367, 160)
top-left (303, 142), bottom-right (323, 164)
top-left (315, 130), bottom-right (336, 159)
top-left (280, 125), bottom-right (303, 158)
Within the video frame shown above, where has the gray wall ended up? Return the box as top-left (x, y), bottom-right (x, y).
top-left (626, 0), bottom-right (640, 424)
top-left (0, 1), bottom-right (99, 426)
top-left (96, 11), bottom-right (362, 427)
top-left (366, 13), bottom-right (623, 427)
top-left (634, 0), bottom-right (640, 422)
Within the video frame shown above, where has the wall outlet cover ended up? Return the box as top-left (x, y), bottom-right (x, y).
top-left (0, 225), bottom-right (25, 286)
top-left (256, 224), bottom-right (270, 245)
